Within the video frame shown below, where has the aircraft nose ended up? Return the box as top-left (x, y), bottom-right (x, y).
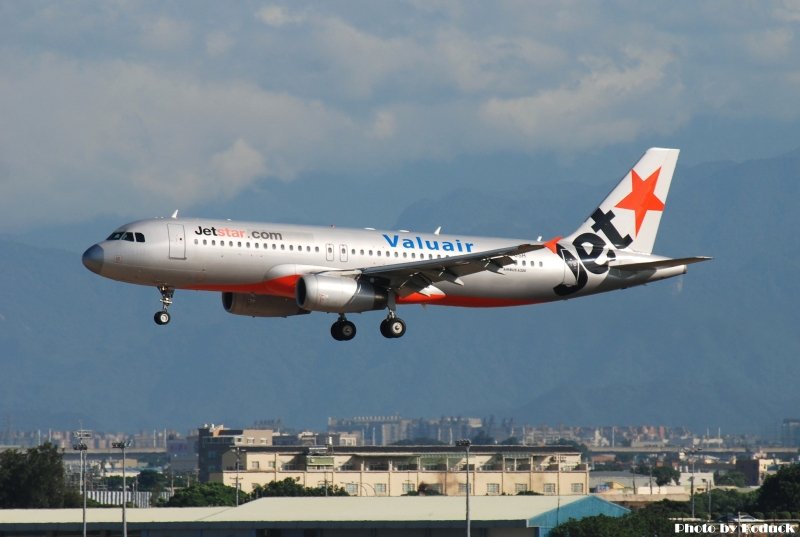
top-left (82, 244), bottom-right (105, 274)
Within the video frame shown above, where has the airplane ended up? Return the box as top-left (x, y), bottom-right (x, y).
top-left (82, 147), bottom-right (709, 341)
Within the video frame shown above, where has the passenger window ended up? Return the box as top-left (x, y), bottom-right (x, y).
top-left (135, 233), bottom-right (145, 243)
top-left (194, 239), bottom-right (198, 245)
top-left (203, 239), bottom-right (207, 245)
top-left (238, 241), bottom-right (242, 247)
top-left (290, 245), bottom-right (294, 251)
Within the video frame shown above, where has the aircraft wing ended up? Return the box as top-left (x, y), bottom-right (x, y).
top-left (331, 243), bottom-right (544, 297)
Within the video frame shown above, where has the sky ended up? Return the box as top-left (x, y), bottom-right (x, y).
top-left (2, 1), bottom-right (800, 232)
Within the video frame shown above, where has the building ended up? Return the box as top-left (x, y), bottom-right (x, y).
top-left (0, 495), bottom-right (629, 537)
top-left (206, 444), bottom-right (588, 497)
top-left (198, 424), bottom-right (274, 482)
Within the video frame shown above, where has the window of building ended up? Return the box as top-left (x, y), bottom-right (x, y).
top-left (402, 482), bottom-right (416, 493)
top-left (375, 483), bottom-right (387, 495)
top-left (457, 483), bottom-right (472, 494)
top-left (515, 483), bottom-right (528, 494)
top-left (487, 483), bottom-right (500, 495)
top-left (251, 461), bottom-right (260, 470)
top-left (571, 483), bottom-right (584, 494)
top-left (543, 483), bottom-right (556, 495)
top-left (345, 483), bottom-right (358, 494)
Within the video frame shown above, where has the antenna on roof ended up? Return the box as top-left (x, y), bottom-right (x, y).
top-left (171, 210), bottom-right (179, 219)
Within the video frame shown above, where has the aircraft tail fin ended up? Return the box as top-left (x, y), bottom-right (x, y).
top-left (566, 147), bottom-right (680, 254)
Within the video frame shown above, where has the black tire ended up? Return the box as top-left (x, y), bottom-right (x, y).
top-left (380, 319), bottom-right (392, 338)
top-left (330, 321), bottom-right (343, 341)
top-left (154, 311), bottom-right (170, 325)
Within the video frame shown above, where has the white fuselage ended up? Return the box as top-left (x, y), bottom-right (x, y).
top-left (84, 217), bottom-right (683, 308)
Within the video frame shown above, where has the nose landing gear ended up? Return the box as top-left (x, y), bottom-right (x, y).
top-left (154, 286), bottom-right (174, 325)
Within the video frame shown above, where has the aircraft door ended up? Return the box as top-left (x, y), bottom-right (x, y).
top-left (325, 243), bottom-right (334, 262)
top-left (339, 244), bottom-right (348, 262)
top-left (168, 224), bottom-right (186, 260)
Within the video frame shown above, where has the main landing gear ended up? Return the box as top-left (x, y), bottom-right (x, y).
top-left (329, 312), bottom-right (407, 341)
top-left (154, 286), bottom-right (174, 325)
top-left (331, 314), bottom-right (357, 341)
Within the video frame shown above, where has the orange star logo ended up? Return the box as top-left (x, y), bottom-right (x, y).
top-left (615, 167), bottom-right (665, 236)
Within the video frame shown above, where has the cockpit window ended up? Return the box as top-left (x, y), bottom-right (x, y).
top-left (106, 231), bottom-right (146, 242)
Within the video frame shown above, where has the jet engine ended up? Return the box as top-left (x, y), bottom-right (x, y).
top-left (296, 275), bottom-right (387, 313)
top-left (222, 292), bottom-right (310, 318)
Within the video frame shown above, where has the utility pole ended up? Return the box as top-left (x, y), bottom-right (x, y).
top-left (456, 440), bottom-right (471, 537)
top-left (72, 430), bottom-right (91, 537)
top-left (112, 440), bottom-right (131, 537)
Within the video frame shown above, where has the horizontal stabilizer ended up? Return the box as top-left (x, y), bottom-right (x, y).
top-left (613, 256), bottom-right (712, 271)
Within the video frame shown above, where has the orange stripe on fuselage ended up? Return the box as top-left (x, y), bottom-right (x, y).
top-left (187, 275), bottom-right (299, 298)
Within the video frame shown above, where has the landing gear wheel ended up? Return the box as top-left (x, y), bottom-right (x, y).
top-left (331, 318), bottom-right (356, 341)
top-left (380, 317), bottom-right (406, 338)
top-left (154, 311), bottom-right (171, 325)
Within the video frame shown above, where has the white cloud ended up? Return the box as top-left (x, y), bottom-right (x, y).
top-left (480, 49), bottom-right (686, 149)
top-left (205, 31), bottom-right (234, 57)
top-left (2, 2), bottom-right (800, 228)
top-left (256, 5), bottom-right (306, 27)
top-left (211, 139), bottom-right (266, 191)
top-left (139, 16), bottom-right (192, 51)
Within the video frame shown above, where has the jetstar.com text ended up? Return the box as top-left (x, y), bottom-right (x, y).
top-left (194, 226), bottom-right (283, 241)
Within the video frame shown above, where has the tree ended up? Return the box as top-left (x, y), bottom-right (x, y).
top-left (165, 482), bottom-right (243, 506)
top-left (715, 470), bottom-right (746, 488)
top-left (756, 463), bottom-right (800, 512)
top-left (0, 443), bottom-right (70, 508)
top-left (652, 466), bottom-right (680, 486)
top-left (137, 469), bottom-right (169, 491)
top-left (251, 477), bottom-right (348, 497)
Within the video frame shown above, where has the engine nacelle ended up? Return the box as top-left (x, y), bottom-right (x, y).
top-left (296, 275), bottom-right (387, 313)
top-left (222, 292), bottom-right (310, 318)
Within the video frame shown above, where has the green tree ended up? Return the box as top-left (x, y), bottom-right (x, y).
top-left (165, 482), bottom-right (243, 507)
top-left (251, 477), bottom-right (348, 497)
top-left (137, 469), bottom-right (168, 491)
top-left (756, 463), bottom-right (800, 512)
top-left (652, 466), bottom-right (680, 486)
top-left (715, 470), bottom-right (746, 488)
top-left (0, 443), bottom-right (70, 508)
